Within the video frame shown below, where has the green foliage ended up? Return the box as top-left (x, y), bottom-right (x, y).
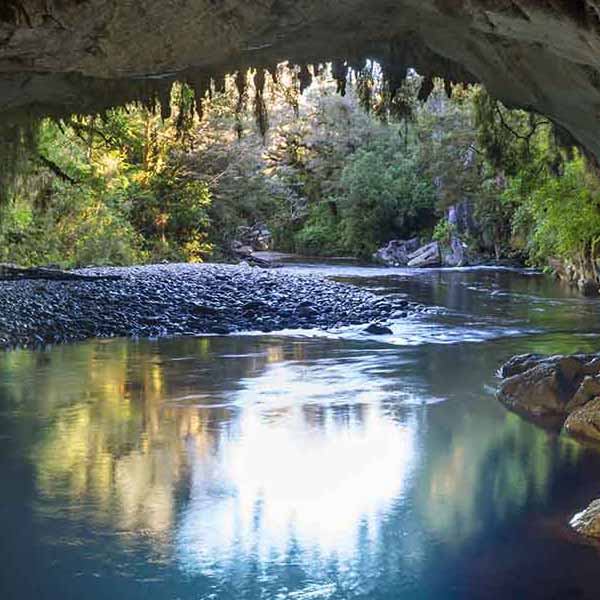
top-left (0, 180), bottom-right (145, 267)
top-left (1, 64), bottom-right (599, 282)
top-left (432, 219), bottom-right (455, 244)
top-left (510, 155), bottom-right (600, 272)
top-left (335, 140), bottom-right (436, 258)
top-left (129, 173), bottom-right (213, 262)
top-left (293, 202), bottom-right (342, 256)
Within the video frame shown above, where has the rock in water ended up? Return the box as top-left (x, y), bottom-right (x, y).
top-left (407, 242), bottom-right (441, 268)
top-left (497, 354), bottom-right (592, 417)
top-left (499, 353), bottom-right (545, 378)
top-left (373, 238), bottom-right (420, 266)
top-left (564, 398), bottom-right (600, 442)
top-left (364, 323), bottom-right (393, 335)
top-left (498, 362), bottom-right (576, 417)
top-left (442, 236), bottom-right (469, 267)
top-left (497, 353), bottom-right (600, 432)
top-left (570, 499), bottom-right (600, 538)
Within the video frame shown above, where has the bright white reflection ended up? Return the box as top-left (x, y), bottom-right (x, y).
top-left (176, 359), bottom-right (417, 573)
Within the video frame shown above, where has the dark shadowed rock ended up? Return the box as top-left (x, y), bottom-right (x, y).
top-left (565, 398), bottom-right (600, 443)
top-left (570, 499), bottom-right (600, 539)
top-left (364, 323), bottom-right (393, 335)
top-left (499, 353), bottom-right (545, 378)
top-left (373, 239), bottom-right (420, 266)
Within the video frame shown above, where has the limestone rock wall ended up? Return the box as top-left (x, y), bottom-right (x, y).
top-left (1, 2), bottom-right (600, 158)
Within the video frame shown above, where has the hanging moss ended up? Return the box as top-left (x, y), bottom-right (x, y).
top-left (235, 70), bottom-right (248, 139)
top-left (298, 65), bottom-right (313, 93)
top-left (356, 64), bottom-right (374, 113)
top-left (253, 69), bottom-right (269, 140)
top-left (332, 60), bottom-right (349, 96)
top-left (0, 121), bottom-right (40, 205)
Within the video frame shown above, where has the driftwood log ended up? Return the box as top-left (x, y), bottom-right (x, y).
top-left (407, 242), bottom-right (441, 268)
top-left (0, 263), bottom-right (122, 281)
top-left (231, 251), bottom-right (274, 268)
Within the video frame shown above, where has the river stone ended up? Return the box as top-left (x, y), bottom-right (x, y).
top-left (570, 499), bottom-right (600, 538)
top-left (499, 353), bottom-right (545, 378)
top-left (498, 357), bottom-right (585, 417)
top-left (373, 239), bottom-right (419, 266)
top-left (407, 241), bottom-right (441, 268)
top-left (364, 323), bottom-right (393, 335)
top-left (565, 376), bottom-right (600, 413)
top-left (564, 398), bottom-right (600, 442)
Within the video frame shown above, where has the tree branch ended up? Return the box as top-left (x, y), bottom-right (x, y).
top-left (38, 154), bottom-right (78, 185)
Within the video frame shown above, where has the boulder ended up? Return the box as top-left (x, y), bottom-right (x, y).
top-left (570, 499), bottom-right (600, 538)
top-left (565, 376), bottom-right (600, 413)
top-left (442, 236), bottom-right (469, 267)
top-left (497, 355), bottom-right (586, 417)
top-left (499, 353), bottom-right (545, 378)
top-left (407, 242), bottom-right (441, 268)
top-left (373, 238), bottom-right (420, 266)
top-left (564, 398), bottom-right (600, 442)
top-left (237, 223), bottom-right (273, 251)
top-left (497, 353), bottom-right (600, 440)
top-left (498, 364), bottom-right (571, 417)
top-left (364, 323), bottom-right (393, 335)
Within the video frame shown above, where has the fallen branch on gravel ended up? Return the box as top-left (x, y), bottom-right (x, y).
top-left (0, 263), bottom-right (121, 281)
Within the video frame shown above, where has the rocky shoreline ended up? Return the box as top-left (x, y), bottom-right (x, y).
top-left (497, 352), bottom-right (600, 539)
top-left (0, 263), bottom-right (423, 351)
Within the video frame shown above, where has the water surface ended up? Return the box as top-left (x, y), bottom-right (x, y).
top-left (2, 265), bottom-right (600, 599)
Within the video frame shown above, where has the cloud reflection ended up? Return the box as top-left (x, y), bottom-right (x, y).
top-left (177, 393), bottom-right (416, 572)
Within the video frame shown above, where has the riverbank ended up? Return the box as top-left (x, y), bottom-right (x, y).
top-left (0, 262), bottom-right (422, 350)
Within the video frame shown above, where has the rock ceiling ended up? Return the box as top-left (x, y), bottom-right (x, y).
top-left (2, 1), bottom-right (600, 156)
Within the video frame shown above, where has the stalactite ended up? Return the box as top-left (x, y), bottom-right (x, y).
top-left (298, 65), bottom-right (312, 93)
top-left (418, 76), bottom-right (434, 102)
top-left (444, 79), bottom-right (454, 99)
top-left (253, 69), bottom-right (268, 139)
top-left (235, 70), bottom-right (247, 140)
top-left (267, 65), bottom-right (279, 84)
top-left (213, 74), bottom-right (226, 95)
top-left (187, 74), bottom-right (211, 120)
top-left (158, 81), bottom-right (173, 121)
top-left (332, 60), bottom-right (348, 96)
top-left (356, 65), bottom-right (374, 113)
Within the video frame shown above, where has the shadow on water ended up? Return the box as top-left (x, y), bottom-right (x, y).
top-left (2, 267), bottom-right (600, 599)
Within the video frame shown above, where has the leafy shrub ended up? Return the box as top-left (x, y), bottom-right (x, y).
top-left (293, 202), bottom-right (342, 256)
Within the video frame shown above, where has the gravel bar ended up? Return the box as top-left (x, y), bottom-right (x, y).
top-left (0, 263), bottom-right (422, 350)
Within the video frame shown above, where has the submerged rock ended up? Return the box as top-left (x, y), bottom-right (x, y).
top-left (570, 499), bottom-right (600, 539)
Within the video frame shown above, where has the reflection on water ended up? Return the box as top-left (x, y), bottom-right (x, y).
top-left (3, 269), bottom-right (600, 599)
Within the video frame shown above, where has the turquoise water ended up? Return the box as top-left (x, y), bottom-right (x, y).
top-left (2, 266), bottom-right (600, 599)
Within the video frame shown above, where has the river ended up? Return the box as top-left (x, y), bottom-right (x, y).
top-left (2, 263), bottom-right (600, 599)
